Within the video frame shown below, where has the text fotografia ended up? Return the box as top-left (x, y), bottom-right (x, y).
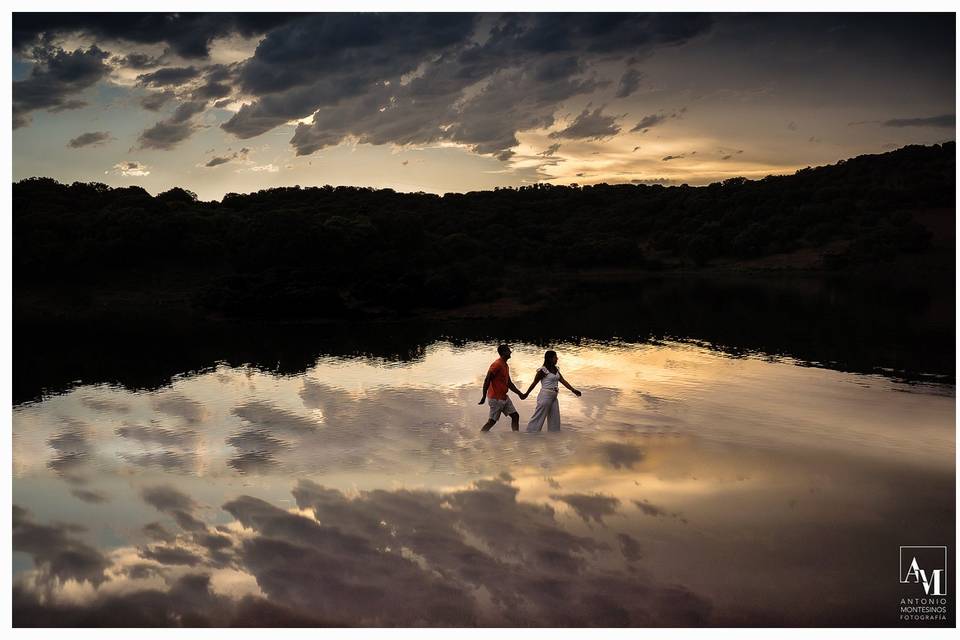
top-left (899, 597), bottom-right (949, 622)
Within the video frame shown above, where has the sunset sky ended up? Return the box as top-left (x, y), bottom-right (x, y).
top-left (11, 12), bottom-right (956, 200)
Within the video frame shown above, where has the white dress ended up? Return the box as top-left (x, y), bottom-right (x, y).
top-left (526, 366), bottom-right (561, 432)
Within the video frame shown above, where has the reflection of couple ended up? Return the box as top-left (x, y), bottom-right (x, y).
top-left (479, 344), bottom-right (581, 432)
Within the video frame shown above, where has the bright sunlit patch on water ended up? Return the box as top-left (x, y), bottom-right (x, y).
top-left (11, 340), bottom-right (955, 626)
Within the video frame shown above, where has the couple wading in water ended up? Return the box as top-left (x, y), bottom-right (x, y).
top-left (479, 344), bottom-right (582, 432)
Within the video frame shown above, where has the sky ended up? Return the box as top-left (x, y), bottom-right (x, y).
top-left (11, 12), bottom-right (956, 201)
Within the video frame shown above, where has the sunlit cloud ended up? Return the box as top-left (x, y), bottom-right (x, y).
top-left (110, 160), bottom-right (150, 176)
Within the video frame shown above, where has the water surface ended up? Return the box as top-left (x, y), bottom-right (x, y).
top-left (12, 341), bottom-right (955, 626)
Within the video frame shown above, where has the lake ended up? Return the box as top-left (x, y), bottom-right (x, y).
top-left (12, 339), bottom-right (955, 626)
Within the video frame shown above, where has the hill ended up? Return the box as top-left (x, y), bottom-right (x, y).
top-left (13, 142), bottom-right (955, 322)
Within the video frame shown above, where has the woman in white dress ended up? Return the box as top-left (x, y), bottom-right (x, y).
top-left (523, 350), bottom-right (581, 432)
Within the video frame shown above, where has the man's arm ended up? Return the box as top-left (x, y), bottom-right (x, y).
top-left (507, 375), bottom-right (525, 398)
top-left (479, 371), bottom-right (493, 404)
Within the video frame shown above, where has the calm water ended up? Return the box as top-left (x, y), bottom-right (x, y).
top-left (12, 340), bottom-right (955, 626)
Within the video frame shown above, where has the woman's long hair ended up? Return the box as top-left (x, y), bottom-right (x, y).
top-left (542, 350), bottom-right (558, 373)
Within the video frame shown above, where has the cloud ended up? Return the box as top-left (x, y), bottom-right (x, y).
top-left (615, 68), bottom-right (643, 98)
top-left (141, 484), bottom-right (197, 513)
top-left (136, 66), bottom-right (200, 87)
top-left (600, 442), bottom-right (645, 469)
top-left (551, 492), bottom-right (621, 524)
top-left (140, 484), bottom-right (208, 533)
top-left (205, 155), bottom-right (232, 167)
top-left (225, 428), bottom-right (289, 473)
top-left (116, 424), bottom-right (198, 448)
top-left (225, 14), bottom-right (711, 159)
top-left (662, 154), bottom-right (684, 161)
top-left (882, 114), bottom-right (955, 128)
top-left (136, 100), bottom-right (208, 150)
top-left (13, 44), bottom-right (110, 128)
top-left (618, 533), bottom-right (643, 562)
top-left (111, 160), bottom-right (150, 176)
top-left (203, 147), bottom-right (250, 168)
top-left (142, 522), bottom-right (175, 542)
top-left (153, 394), bottom-right (206, 423)
top-left (140, 89), bottom-right (175, 111)
top-left (70, 488), bottom-right (109, 504)
top-left (139, 544), bottom-right (204, 566)
top-left (787, 121), bottom-right (798, 131)
top-left (14, 472), bottom-right (713, 626)
top-left (550, 107), bottom-right (621, 140)
top-left (113, 52), bottom-right (161, 70)
top-left (13, 13), bottom-right (300, 59)
top-left (539, 142), bottom-right (562, 157)
top-left (633, 499), bottom-right (686, 522)
top-left (13, 505), bottom-right (110, 585)
top-left (119, 451), bottom-right (198, 472)
top-left (46, 420), bottom-right (92, 481)
top-left (14, 14), bottom-right (713, 163)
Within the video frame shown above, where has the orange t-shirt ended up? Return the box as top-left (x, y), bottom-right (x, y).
top-left (487, 358), bottom-right (510, 400)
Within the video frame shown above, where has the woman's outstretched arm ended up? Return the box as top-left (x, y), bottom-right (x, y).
top-left (523, 369), bottom-right (545, 398)
top-left (558, 372), bottom-right (582, 397)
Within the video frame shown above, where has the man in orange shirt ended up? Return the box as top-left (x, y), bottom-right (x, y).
top-left (478, 344), bottom-right (527, 431)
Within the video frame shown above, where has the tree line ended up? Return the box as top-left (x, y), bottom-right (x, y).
top-left (14, 142), bottom-right (953, 317)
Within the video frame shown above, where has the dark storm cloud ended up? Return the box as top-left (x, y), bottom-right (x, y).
top-left (140, 89), bottom-right (175, 111)
top-left (13, 45), bottom-right (110, 128)
top-left (615, 67), bottom-right (643, 98)
top-left (551, 492), bottom-right (621, 524)
top-left (16, 13), bottom-right (713, 158)
top-left (882, 114), bottom-right (955, 128)
top-left (225, 13), bottom-right (712, 159)
top-left (550, 107), bottom-right (621, 140)
top-left (13, 505), bottom-right (110, 585)
top-left (13, 13), bottom-right (301, 59)
top-left (136, 66), bottom-right (200, 87)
